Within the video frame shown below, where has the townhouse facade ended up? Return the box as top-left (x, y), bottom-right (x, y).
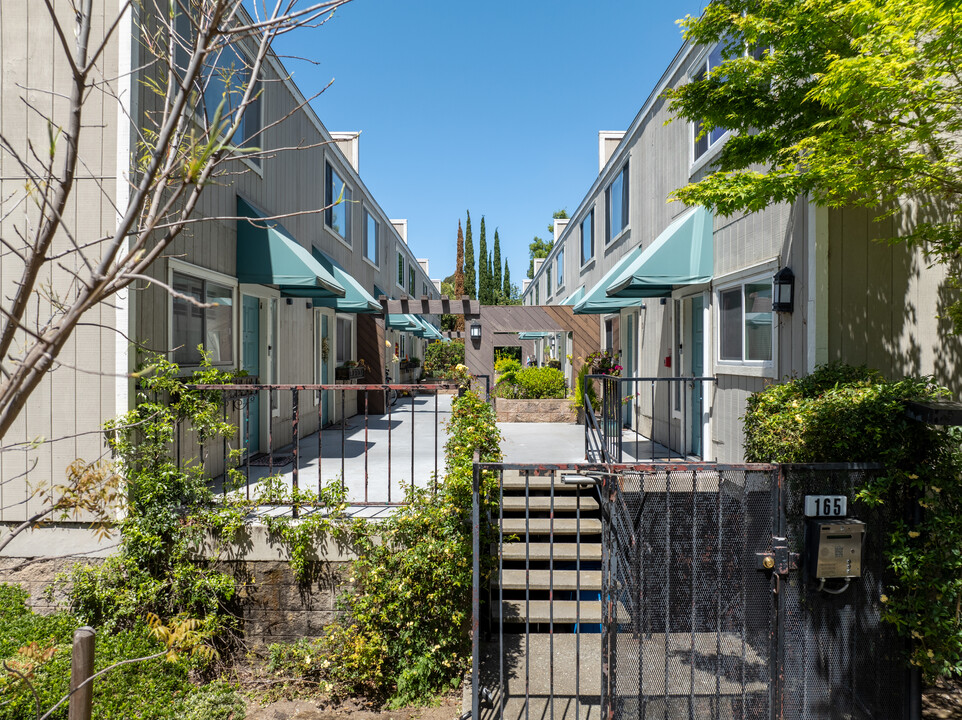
top-left (523, 41), bottom-right (959, 463)
top-left (0, 2), bottom-right (440, 521)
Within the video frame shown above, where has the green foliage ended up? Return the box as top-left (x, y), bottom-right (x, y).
top-left (0, 584), bottom-right (197, 720)
top-left (496, 367), bottom-right (567, 400)
top-left (423, 339), bottom-right (464, 377)
top-left (318, 391), bottom-right (502, 707)
top-left (176, 680), bottom-right (246, 720)
top-left (66, 354), bottom-right (241, 641)
top-left (667, 0), bottom-right (962, 329)
top-left (493, 229), bottom-right (502, 299)
top-left (478, 216), bottom-right (489, 304)
top-left (527, 235), bottom-right (554, 279)
top-left (572, 361), bottom-right (600, 411)
top-left (743, 363), bottom-right (962, 678)
top-left (464, 211), bottom-right (475, 300)
top-left (494, 356), bottom-right (522, 376)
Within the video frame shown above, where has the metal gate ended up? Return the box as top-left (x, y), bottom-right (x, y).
top-left (471, 462), bottom-right (916, 720)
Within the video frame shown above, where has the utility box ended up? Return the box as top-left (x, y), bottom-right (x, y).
top-left (806, 519), bottom-right (866, 580)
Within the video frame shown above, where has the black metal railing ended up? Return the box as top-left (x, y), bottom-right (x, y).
top-left (472, 461), bottom-right (918, 720)
top-left (587, 375), bottom-right (717, 462)
top-left (184, 382), bottom-right (457, 512)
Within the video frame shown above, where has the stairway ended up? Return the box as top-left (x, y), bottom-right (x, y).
top-left (480, 470), bottom-right (604, 719)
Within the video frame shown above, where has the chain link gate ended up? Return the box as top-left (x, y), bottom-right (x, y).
top-left (472, 462), bottom-right (915, 720)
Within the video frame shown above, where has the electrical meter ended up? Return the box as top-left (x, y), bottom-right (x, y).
top-left (805, 519), bottom-right (865, 580)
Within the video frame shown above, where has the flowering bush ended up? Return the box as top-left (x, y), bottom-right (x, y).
top-left (586, 350), bottom-right (622, 377)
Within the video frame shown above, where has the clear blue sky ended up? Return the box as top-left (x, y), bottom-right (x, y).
top-left (273, 0), bottom-right (707, 290)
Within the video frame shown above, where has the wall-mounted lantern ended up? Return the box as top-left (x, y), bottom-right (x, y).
top-left (772, 267), bottom-right (795, 313)
top-left (470, 323), bottom-right (482, 340)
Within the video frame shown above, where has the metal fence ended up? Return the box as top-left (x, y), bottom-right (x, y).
top-left (588, 375), bottom-right (717, 462)
top-left (184, 382), bottom-right (456, 511)
top-left (472, 461), bottom-right (918, 720)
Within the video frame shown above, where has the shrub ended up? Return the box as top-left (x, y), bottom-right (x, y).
top-left (0, 583), bottom-right (196, 720)
top-left (496, 366), bottom-right (567, 400)
top-left (571, 361), bottom-right (600, 411)
top-left (423, 340), bottom-right (464, 377)
top-left (494, 356), bottom-right (521, 375)
top-left (318, 390), bottom-right (502, 707)
top-left (743, 363), bottom-right (962, 678)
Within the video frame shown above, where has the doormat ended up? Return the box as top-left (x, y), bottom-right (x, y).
top-left (247, 452), bottom-right (294, 467)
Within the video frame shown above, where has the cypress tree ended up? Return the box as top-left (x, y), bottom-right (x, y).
top-left (464, 211), bottom-right (475, 299)
top-left (478, 216), bottom-right (488, 304)
top-left (493, 229), bottom-right (502, 300)
top-left (503, 261), bottom-right (512, 301)
top-left (454, 220), bottom-right (465, 331)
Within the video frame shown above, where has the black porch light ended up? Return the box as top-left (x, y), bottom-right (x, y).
top-left (772, 267), bottom-right (795, 313)
top-left (470, 323), bottom-right (482, 340)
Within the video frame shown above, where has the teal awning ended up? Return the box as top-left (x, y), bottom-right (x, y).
top-left (572, 249), bottom-right (649, 315)
top-left (387, 314), bottom-right (420, 332)
top-left (560, 286), bottom-right (585, 306)
top-left (606, 207), bottom-right (713, 298)
top-left (416, 318), bottom-right (445, 340)
top-left (303, 248), bottom-right (381, 313)
top-left (236, 198), bottom-right (344, 297)
top-left (518, 331), bottom-right (550, 340)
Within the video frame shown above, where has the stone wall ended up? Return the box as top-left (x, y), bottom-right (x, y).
top-left (0, 525), bottom-right (355, 651)
top-left (495, 398), bottom-right (578, 423)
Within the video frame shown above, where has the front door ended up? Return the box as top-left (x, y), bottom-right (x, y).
top-left (622, 314), bottom-right (635, 428)
top-left (242, 294), bottom-right (261, 453)
top-left (689, 296), bottom-right (704, 456)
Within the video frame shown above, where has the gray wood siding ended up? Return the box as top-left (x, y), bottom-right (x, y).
top-left (827, 206), bottom-right (962, 393)
top-left (1, 1), bottom-right (120, 521)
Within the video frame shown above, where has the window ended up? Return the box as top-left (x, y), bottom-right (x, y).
top-left (172, 271), bottom-right (233, 366)
top-left (692, 43), bottom-right (731, 162)
top-left (605, 162), bottom-right (629, 243)
top-left (535, 284), bottom-right (540, 305)
top-left (397, 250), bottom-right (405, 287)
top-left (581, 211), bottom-right (594, 265)
top-left (364, 209), bottom-right (378, 265)
top-left (202, 43), bottom-right (261, 160)
top-left (336, 315), bottom-right (354, 365)
top-left (422, 282), bottom-right (428, 298)
top-left (556, 251), bottom-right (564, 288)
top-left (718, 277), bottom-right (773, 363)
top-left (408, 265), bottom-right (416, 296)
top-left (325, 163), bottom-right (352, 242)
top-left (546, 266), bottom-right (552, 294)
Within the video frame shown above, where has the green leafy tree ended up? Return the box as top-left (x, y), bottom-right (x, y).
top-left (547, 208), bottom-right (569, 237)
top-left (667, 0), bottom-right (962, 328)
top-left (464, 211), bottom-right (476, 299)
top-left (502, 261), bottom-right (513, 301)
top-left (493, 229), bottom-right (502, 301)
top-left (453, 220), bottom-right (465, 331)
top-left (527, 236), bottom-right (554, 279)
top-left (478, 216), bottom-right (488, 304)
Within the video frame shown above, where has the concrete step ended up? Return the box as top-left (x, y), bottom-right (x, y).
top-left (477, 633), bottom-right (770, 720)
top-left (501, 495), bottom-right (599, 512)
top-left (495, 600), bottom-right (602, 624)
top-left (501, 473), bottom-right (586, 491)
top-left (500, 517), bottom-right (602, 536)
top-left (494, 569), bottom-right (602, 591)
top-left (499, 542), bottom-right (602, 562)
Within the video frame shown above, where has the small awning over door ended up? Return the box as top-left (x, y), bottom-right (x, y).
top-left (236, 197), bottom-right (344, 298)
top-left (305, 248), bottom-right (381, 313)
top-left (605, 207), bottom-right (713, 298)
top-left (572, 249), bottom-right (648, 315)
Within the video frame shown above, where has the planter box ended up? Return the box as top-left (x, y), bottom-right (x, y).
top-left (496, 398), bottom-right (577, 424)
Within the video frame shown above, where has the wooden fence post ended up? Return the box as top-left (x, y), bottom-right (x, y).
top-left (68, 626), bottom-right (95, 720)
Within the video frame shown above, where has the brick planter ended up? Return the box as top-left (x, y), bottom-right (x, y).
top-left (495, 397), bottom-right (577, 423)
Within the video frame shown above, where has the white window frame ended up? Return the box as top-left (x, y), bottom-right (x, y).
top-left (556, 248), bottom-right (564, 292)
top-left (168, 259), bottom-right (238, 369)
top-left (605, 161), bottom-right (630, 246)
top-left (363, 207), bottom-right (379, 268)
top-left (580, 210), bottom-right (595, 268)
top-left (713, 261), bottom-right (778, 377)
top-left (335, 313), bottom-right (355, 366)
top-left (396, 248), bottom-right (406, 290)
top-left (325, 161), bottom-right (353, 247)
